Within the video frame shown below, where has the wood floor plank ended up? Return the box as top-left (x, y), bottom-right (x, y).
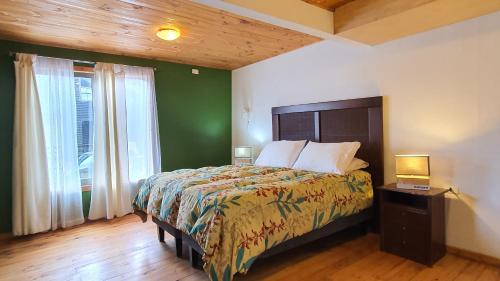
top-left (410, 255), bottom-right (471, 281)
top-left (453, 261), bottom-right (487, 281)
top-left (476, 265), bottom-right (500, 281)
top-left (381, 260), bottom-right (427, 281)
top-left (0, 214), bottom-right (498, 281)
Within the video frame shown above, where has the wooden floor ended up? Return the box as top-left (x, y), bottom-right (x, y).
top-left (0, 215), bottom-right (498, 281)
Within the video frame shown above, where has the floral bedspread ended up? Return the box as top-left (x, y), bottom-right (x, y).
top-left (176, 167), bottom-right (373, 281)
top-left (132, 165), bottom-right (288, 225)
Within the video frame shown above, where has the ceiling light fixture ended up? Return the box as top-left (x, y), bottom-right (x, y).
top-left (156, 27), bottom-right (181, 41)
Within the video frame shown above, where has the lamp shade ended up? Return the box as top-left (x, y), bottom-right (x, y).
top-left (395, 155), bottom-right (430, 178)
top-left (156, 27), bottom-right (181, 41)
top-left (235, 146), bottom-right (252, 158)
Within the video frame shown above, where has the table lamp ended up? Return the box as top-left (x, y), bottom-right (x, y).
top-left (395, 155), bottom-right (430, 190)
top-left (234, 146), bottom-right (253, 165)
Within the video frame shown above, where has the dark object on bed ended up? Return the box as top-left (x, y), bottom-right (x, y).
top-left (184, 96), bottom-right (384, 269)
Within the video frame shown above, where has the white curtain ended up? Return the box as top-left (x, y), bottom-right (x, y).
top-left (13, 54), bottom-right (84, 236)
top-left (89, 63), bottom-right (160, 220)
top-left (124, 66), bottom-right (161, 185)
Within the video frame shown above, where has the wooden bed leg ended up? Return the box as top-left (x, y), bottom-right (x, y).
top-left (175, 237), bottom-right (183, 258)
top-left (157, 226), bottom-right (165, 243)
top-left (189, 247), bottom-right (203, 270)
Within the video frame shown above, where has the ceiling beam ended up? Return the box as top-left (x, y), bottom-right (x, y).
top-left (223, 0), bottom-right (334, 34)
top-left (302, 0), bottom-right (354, 11)
top-left (194, 0), bottom-right (336, 39)
top-left (334, 0), bottom-right (500, 45)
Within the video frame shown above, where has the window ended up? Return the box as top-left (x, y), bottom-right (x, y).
top-left (74, 69), bottom-right (94, 187)
top-left (44, 65), bottom-right (158, 189)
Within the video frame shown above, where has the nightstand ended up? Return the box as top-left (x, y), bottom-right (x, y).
top-left (234, 158), bottom-right (252, 165)
top-left (378, 183), bottom-right (449, 266)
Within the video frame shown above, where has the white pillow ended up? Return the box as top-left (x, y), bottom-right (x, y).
top-left (292, 141), bottom-right (361, 175)
top-left (345, 158), bottom-right (369, 173)
top-left (255, 140), bottom-right (306, 168)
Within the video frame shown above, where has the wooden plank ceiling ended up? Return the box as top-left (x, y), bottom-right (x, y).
top-left (0, 0), bottom-right (322, 70)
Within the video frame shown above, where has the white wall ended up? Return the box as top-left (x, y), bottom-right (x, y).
top-left (232, 11), bottom-right (500, 258)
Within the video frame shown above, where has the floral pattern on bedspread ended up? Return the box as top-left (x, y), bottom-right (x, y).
top-left (132, 168), bottom-right (194, 212)
top-left (132, 165), bottom-right (289, 225)
top-left (176, 168), bottom-right (373, 281)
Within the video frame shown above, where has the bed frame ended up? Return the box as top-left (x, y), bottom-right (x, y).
top-left (132, 208), bottom-right (184, 257)
top-left (180, 96), bottom-right (385, 269)
top-left (153, 216), bottom-right (183, 258)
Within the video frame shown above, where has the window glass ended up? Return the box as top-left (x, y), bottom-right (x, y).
top-left (74, 73), bottom-right (94, 186)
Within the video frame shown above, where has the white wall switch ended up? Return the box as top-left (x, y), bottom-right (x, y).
top-left (192, 68), bottom-right (199, 75)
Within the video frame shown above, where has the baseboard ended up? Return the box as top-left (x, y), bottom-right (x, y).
top-left (0, 232), bottom-right (12, 242)
top-left (448, 246), bottom-right (500, 267)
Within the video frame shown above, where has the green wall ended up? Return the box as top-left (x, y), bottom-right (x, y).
top-left (82, 191), bottom-right (91, 218)
top-left (0, 40), bottom-right (231, 233)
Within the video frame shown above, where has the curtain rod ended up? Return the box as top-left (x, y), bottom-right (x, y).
top-left (8, 51), bottom-right (158, 71)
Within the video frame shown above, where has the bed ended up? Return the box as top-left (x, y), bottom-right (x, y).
top-left (133, 96), bottom-right (383, 281)
top-left (179, 96), bottom-right (383, 281)
top-left (132, 165), bottom-right (292, 257)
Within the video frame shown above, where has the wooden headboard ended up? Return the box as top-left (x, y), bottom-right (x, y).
top-left (271, 96), bottom-right (384, 187)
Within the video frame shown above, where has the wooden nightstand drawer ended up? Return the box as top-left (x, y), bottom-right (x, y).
top-left (383, 226), bottom-right (429, 264)
top-left (383, 220), bottom-right (427, 238)
top-left (383, 203), bottom-right (428, 226)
